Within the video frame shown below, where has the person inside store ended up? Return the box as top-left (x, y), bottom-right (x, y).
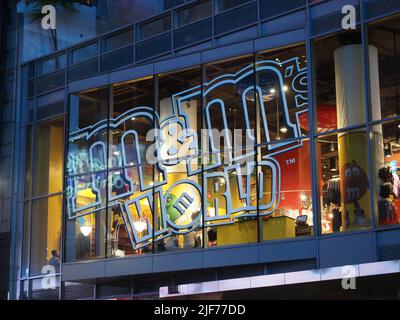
top-left (48, 250), bottom-right (60, 273)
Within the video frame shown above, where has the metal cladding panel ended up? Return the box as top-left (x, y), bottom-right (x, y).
top-left (203, 245), bottom-right (259, 268)
top-left (153, 250), bottom-right (203, 273)
top-left (62, 260), bottom-right (106, 281)
top-left (105, 256), bottom-right (153, 277)
top-left (258, 239), bottom-right (316, 263)
top-left (365, 0), bottom-right (400, 21)
top-left (318, 232), bottom-right (375, 269)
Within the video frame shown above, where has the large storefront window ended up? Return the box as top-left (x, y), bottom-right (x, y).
top-left (367, 16), bottom-right (400, 121)
top-left (319, 130), bottom-right (371, 234)
top-left (63, 46), bottom-right (315, 257)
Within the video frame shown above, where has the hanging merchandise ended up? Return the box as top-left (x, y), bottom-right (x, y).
top-left (331, 208), bottom-right (342, 232)
top-left (377, 166), bottom-right (399, 225)
top-left (326, 178), bottom-right (341, 205)
top-left (392, 171), bottom-right (400, 198)
top-left (378, 199), bottom-right (398, 225)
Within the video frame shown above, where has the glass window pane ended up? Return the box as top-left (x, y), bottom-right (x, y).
top-left (111, 77), bottom-right (154, 170)
top-left (68, 88), bottom-right (108, 173)
top-left (71, 42), bottom-right (98, 64)
top-left (204, 56), bottom-right (258, 247)
top-left (368, 16), bottom-right (400, 120)
top-left (138, 15), bottom-right (171, 41)
top-left (65, 209), bottom-right (107, 262)
top-left (109, 78), bottom-right (156, 256)
top-left (37, 54), bottom-right (66, 76)
top-left (30, 195), bottom-right (62, 276)
top-left (67, 88), bottom-right (109, 221)
top-left (259, 139), bottom-right (313, 241)
top-left (33, 117), bottom-right (64, 196)
top-left (37, 90), bottom-right (64, 121)
top-left (36, 70), bottom-right (65, 95)
top-left (215, 2), bottom-right (257, 35)
top-left (314, 30), bottom-right (365, 133)
top-left (174, 17), bottom-right (212, 48)
top-left (104, 29), bottom-right (133, 52)
top-left (100, 46), bottom-right (134, 72)
top-left (371, 120), bottom-right (400, 227)
top-left (260, 0), bottom-right (305, 19)
top-left (165, 0), bottom-right (184, 9)
top-left (108, 166), bottom-right (154, 256)
top-left (319, 130), bottom-right (371, 234)
top-left (68, 59), bottom-right (98, 82)
top-left (205, 160), bottom-right (258, 247)
top-left (176, 1), bottom-right (212, 27)
top-left (217, 0), bottom-right (251, 12)
top-left (154, 67), bottom-right (203, 252)
top-left (205, 55), bottom-right (256, 159)
top-left (135, 33), bottom-right (172, 61)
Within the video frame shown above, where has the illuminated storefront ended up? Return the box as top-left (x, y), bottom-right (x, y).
top-left (3, 0), bottom-right (400, 299)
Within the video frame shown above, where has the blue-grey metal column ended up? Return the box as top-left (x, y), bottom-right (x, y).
top-left (360, 0), bottom-right (378, 261)
top-left (306, 1), bottom-right (321, 268)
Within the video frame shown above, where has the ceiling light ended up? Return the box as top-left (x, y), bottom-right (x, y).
top-left (330, 157), bottom-right (337, 172)
top-left (133, 221), bottom-right (147, 233)
top-left (280, 126), bottom-right (288, 134)
top-left (80, 225), bottom-right (92, 237)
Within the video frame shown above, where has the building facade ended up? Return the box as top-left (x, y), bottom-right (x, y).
top-left (1, 0), bottom-right (400, 299)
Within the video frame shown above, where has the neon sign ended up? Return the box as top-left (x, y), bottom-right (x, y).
top-left (66, 57), bottom-right (308, 249)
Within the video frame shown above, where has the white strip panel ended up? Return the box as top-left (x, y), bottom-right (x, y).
top-left (188, 281), bottom-right (219, 295)
top-left (219, 277), bottom-right (251, 292)
top-left (159, 259), bottom-right (400, 298)
top-left (284, 269), bottom-right (321, 285)
top-left (359, 260), bottom-right (400, 277)
top-left (250, 274), bottom-right (285, 289)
